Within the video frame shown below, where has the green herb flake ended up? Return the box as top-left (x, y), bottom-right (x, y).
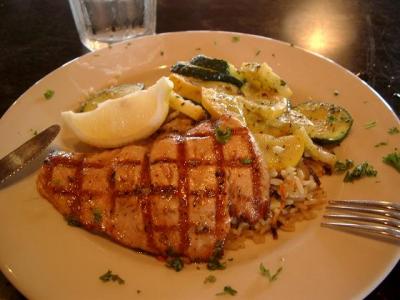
top-left (364, 121), bottom-right (377, 129)
top-left (334, 159), bottom-right (354, 173)
top-left (259, 263), bottom-right (283, 282)
top-left (195, 47), bottom-right (201, 51)
top-left (231, 36), bottom-right (240, 43)
top-left (44, 89), bottom-right (55, 100)
top-left (255, 50), bottom-right (261, 56)
top-left (215, 127), bottom-right (232, 144)
top-left (166, 256), bottom-right (184, 272)
top-left (216, 286), bottom-right (237, 296)
top-left (374, 142), bottom-right (388, 147)
top-left (344, 162), bottom-right (378, 182)
top-left (93, 208), bottom-right (102, 223)
top-left (383, 151), bottom-right (400, 172)
top-left (66, 216), bottom-right (81, 227)
top-left (241, 158), bottom-right (253, 165)
top-left (204, 275), bottom-right (217, 284)
top-left (327, 114), bottom-right (336, 124)
top-left (99, 270), bottom-right (125, 284)
top-left (207, 241), bottom-right (226, 270)
top-left (388, 127), bottom-right (400, 135)
top-left (280, 79), bottom-right (286, 86)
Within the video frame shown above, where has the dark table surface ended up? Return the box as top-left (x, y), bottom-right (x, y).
top-left (0, 0), bottom-right (399, 299)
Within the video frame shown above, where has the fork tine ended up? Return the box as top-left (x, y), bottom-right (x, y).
top-left (328, 200), bottom-right (400, 211)
top-left (326, 204), bottom-right (400, 220)
top-left (321, 221), bottom-right (400, 240)
top-left (323, 212), bottom-right (400, 228)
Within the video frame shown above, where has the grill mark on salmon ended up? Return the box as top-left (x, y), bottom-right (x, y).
top-left (37, 117), bottom-right (270, 261)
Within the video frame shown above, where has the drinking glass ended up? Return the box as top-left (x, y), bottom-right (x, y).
top-left (68, 0), bottom-right (157, 51)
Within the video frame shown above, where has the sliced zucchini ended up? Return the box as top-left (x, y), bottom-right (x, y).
top-left (169, 73), bottom-right (203, 103)
top-left (254, 134), bottom-right (305, 170)
top-left (245, 109), bottom-right (313, 137)
top-left (242, 96), bottom-right (289, 121)
top-left (169, 73), bottom-right (240, 104)
top-left (171, 62), bottom-right (243, 87)
top-left (190, 55), bottom-right (230, 73)
top-left (293, 101), bottom-right (353, 144)
top-left (240, 62), bottom-right (292, 99)
top-left (190, 55), bottom-right (243, 80)
top-left (169, 92), bottom-right (207, 121)
top-left (201, 88), bottom-right (245, 124)
top-left (78, 83), bottom-right (144, 112)
top-left (294, 127), bottom-right (337, 166)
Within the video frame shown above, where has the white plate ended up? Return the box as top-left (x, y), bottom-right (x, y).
top-left (0, 31), bottom-right (399, 300)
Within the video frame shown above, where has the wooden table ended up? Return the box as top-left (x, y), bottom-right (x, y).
top-left (0, 0), bottom-right (399, 298)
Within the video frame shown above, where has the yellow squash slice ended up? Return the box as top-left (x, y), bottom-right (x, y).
top-left (254, 134), bottom-right (305, 170)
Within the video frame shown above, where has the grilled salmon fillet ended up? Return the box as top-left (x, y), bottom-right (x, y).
top-left (37, 117), bottom-right (270, 261)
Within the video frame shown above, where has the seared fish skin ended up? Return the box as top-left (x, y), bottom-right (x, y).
top-left (37, 117), bottom-right (269, 261)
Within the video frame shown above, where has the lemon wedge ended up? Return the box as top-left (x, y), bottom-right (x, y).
top-left (62, 77), bottom-right (173, 148)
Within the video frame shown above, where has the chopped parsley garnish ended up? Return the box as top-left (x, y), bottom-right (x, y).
top-left (166, 256), bottom-right (184, 272)
top-left (259, 263), bottom-right (283, 282)
top-left (374, 142), bottom-right (388, 147)
top-left (255, 50), bottom-right (261, 56)
top-left (44, 89), bottom-right (55, 100)
top-left (383, 151), bottom-right (400, 172)
top-left (231, 36), bottom-right (240, 43)
top-left (280, 79), bottom-right (286, 86)
top-left (327, 114), bottom-right (336, 124)
top-left (215, 127), bottom-right (232, 144)
top-left (344, 162), bottom-right (377, 182)
top-left (99, 270), bottom-right (125, 284)
top-left (93, 208), bottom-right (102, 223)
top-left (66, 216), bottom-right (81, 227)
top-left (241, 158), bottom-right (253, 164)
top-left (204, 275), bottom-right (217, 284)
top-left (364, 121), bottom-right (377, 129)
top-left (216, 286), bottom-right (237, 296)
top-left (388, 127), bottom-right (400, 135)
top-left (207, 241), bottom-right (226, 270)
top-left (334, 159), bottom-right (354, 173)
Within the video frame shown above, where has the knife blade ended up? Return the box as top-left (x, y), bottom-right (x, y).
top-left (0, 124), bottom-right (60, 184)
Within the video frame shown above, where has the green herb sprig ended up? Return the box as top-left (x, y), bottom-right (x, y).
top-left (240, 158), bottom-right (253, 165)
top-left (44, 89), bottom-right (55, 100)
top-left (334, 159), bottom-right (354, 173)
top-left (388, 127), bottom-right (399, 135)
top-left (344, 162), bottom-right (377, 182)
top-left (383, 151), bottom-right (400, 172)
top-left (364, 121), bottom-right (377, 129)
top-left (207, 241), bottom-right (226, 270)
top-left (259, 263), bottom-right (283, 282)
top-left (215, 127), bottom-right (232, 144)
top-left (216, 286), bottom-right (237, 296)
top-left (99, 270), bottom-right (125, 284)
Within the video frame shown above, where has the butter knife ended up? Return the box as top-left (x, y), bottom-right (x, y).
top-left (0, 124), bottom-right (60, 184)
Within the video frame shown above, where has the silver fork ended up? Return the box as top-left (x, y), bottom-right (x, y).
top-left (321, 200), bottom-right (400, 240)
